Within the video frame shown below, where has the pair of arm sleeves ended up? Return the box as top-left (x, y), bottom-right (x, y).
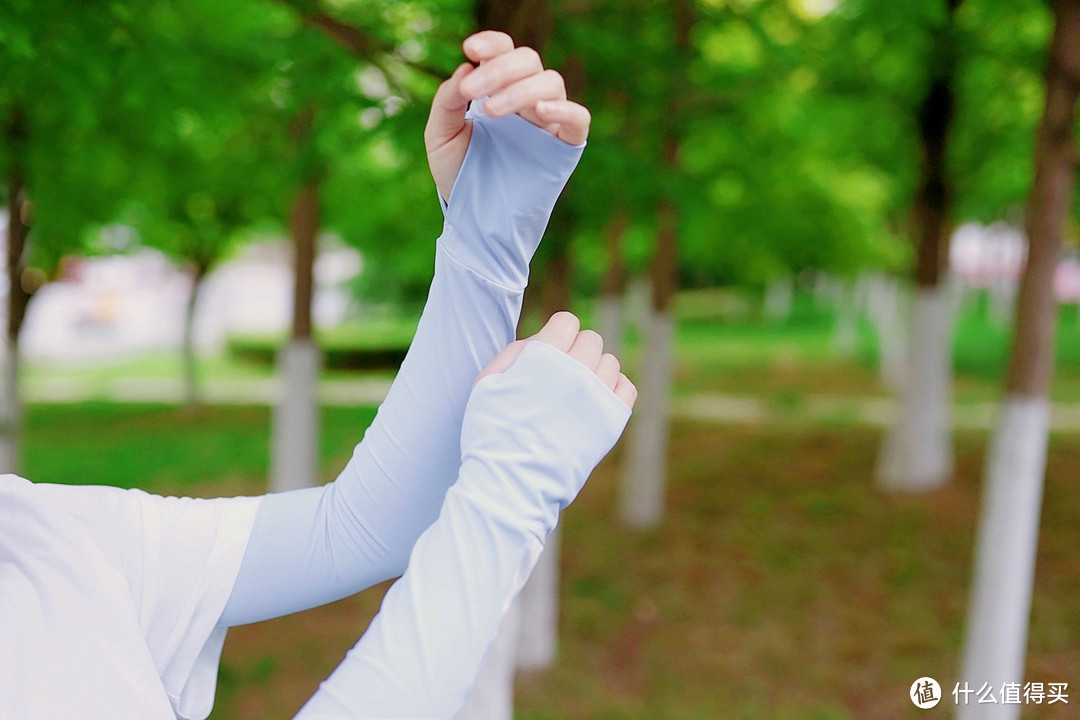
top-left (217, 107), bottom-right (631, 718)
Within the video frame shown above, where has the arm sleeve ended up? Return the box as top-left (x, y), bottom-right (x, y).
top-left (219, 108), bottom-right (584, 627)
top-left (294, 341), bottom-right (632, 719)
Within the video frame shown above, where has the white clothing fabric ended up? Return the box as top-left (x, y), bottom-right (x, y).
top-left (295, 341), bottom-right (632, 718)
top-left (0, 475), bottom-right (259, 720)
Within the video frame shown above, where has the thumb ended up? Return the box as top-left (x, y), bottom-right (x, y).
top-left (425, 63), bottom-right (474, 151)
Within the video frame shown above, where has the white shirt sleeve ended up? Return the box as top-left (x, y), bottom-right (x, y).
top-left (294, 342), bottom-right (631, 719)
top-left (221, 107), bottom-right (585, 626)
top-left (33, 482), bottom-right (260, 720)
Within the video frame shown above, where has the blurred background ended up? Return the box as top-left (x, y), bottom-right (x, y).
top-left (3, 0), bottom-right (1079, 718)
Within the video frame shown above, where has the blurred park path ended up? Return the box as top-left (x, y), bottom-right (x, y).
top-left (25, 377), bottom-right (1080, 431)
top-left (676, 394), bottom-right (1080, 431)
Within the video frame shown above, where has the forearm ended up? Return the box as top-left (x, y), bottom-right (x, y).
top-left (294, 342), bottom-right (631, 719)
top-left (220, 110), bottom-right (583, 627)
top-left (292, 461), bottom-right (547, 719)
top-left (219, 248), bottom-right (521, 625)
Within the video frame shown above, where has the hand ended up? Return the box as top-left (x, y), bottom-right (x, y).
top-left (476, 312), bottom-right (637, 409)
top-left (425, 31), bottom-right (592, 201)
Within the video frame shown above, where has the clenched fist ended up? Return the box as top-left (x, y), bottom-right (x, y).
top-left (425, 31), bottom-right (592, 201)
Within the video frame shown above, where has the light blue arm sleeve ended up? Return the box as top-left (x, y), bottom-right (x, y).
top-left (294, 342), bottom-right (632, 719)
top-left (218, 107), bottom-right (584, 627)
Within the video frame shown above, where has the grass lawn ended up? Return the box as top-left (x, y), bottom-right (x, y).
top-left (22, 406), bottom-right (1079, 719)
top-left (17, 289), bottom-right (1080, 717)
top-left (24, 403), bottom-right (377, 492)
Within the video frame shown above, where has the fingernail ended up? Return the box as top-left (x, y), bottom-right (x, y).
top-left (485, 96), bottom-right (508, 115)
top-left (536, 100), bottom-right (554, 113)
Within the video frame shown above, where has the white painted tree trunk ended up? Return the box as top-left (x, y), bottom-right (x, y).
top-left (876, 284), bottom-right (955, 491)
top-left (624, 276), bottom-right (650, 336)
top-left (515, 526), bottom-right (560, 672)
top-left (618, 308), bottom-right (674, 528)
top-left (763, 274), bottom-right (794, 322)
top-left (866, 275), bottom-right (909, 393)
top-left (453, 599), bottom-right (522, 720)
top-left (270, 339), bottom-right (320, 492)
top-left (598, 294), bottom-right (624, 360)
top-left (956, 396), bottom-right (1050, 720)
top-left (0, 340), bottom-right (19, 474)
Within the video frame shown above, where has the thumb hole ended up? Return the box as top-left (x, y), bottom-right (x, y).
top-left (474, 339), bottom-right (529, 386)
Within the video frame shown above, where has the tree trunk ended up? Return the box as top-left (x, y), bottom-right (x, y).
top-left (617, 0), bottom-right (690, 529)
top-left (270, 175), bottom-right (321, 492)
top-left (876, 283), bottom-right (956, 489)
top-left (866, 274), bottom-right (908, 393)
top-left (599, 210), bottom-right (629, 358)
top-left (181, 265), bottom-right (208, 409)
top-left (515, 526), bottom-right (560, 672)
top-left (763, 274), bottom-right (794, 323)
top-left (454, 600), bottom-right (521, 720)
top-left (877, 0), bottom-right (961, 491)
top-left (3, 131), bottom-right (30, 474)
top-left (618, 198), bottom-right (677, 529)
top-left (957, 4), bottom-right (1079, 717)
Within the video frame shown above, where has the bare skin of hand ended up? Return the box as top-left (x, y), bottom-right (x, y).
top-left (476, 312), bottom-right (638, 410)
top-left (424, 30), bottom-right (592, 201)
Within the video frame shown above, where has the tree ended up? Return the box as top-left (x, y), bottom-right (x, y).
top-left (267, 0), bottom-right (463, 492)
top-left (876, 0), bottom-right (965, 492)
top-left (957, 3), bottom-right (1078, 717)
top-left (0, 1), bottom-right (157, 471)
top-left (617, 0), bottom-right (695, 530)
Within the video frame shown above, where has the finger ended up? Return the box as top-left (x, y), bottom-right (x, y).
top-left (485, 69), bottom-right (566, 117)
top-left (567, 330), bottom-right (604, 372)
top-left (595, 353), bottom-right (621, 391)
top-left (424, 63), bottom-right (475, 150)
top-left (535, 100), bottom-right (591, 145)
top-left (459, 46), bottom-right (543, 100)
top-left (474, 339), bottom-right (528, 386)
top-left (614, 374), bottom-right (638, 409)
top-left (463, 31), bottom-right (515, 64)
top-left (531, 311), bottom-right (580, 352)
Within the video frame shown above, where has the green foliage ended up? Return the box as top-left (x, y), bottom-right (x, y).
top-left (0, 0), bottom-right (1068, 302)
